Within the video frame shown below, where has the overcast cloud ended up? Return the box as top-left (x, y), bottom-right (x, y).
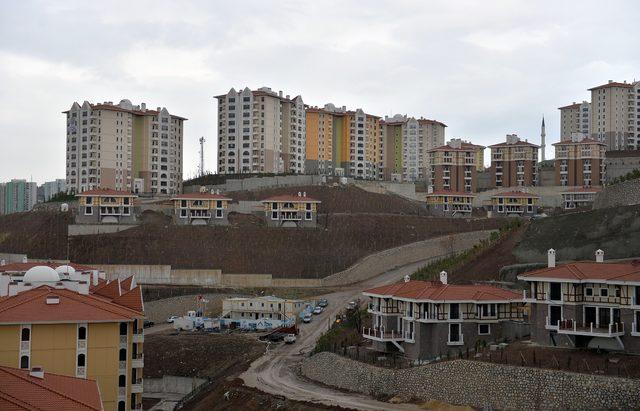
top-left (1, 0), bottom-right (638, 183)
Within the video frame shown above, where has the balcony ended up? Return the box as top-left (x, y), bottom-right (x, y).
top-left (362, 327), bottom-right (406, 342)
top-left (367, 303), bottom-right (401, 315)
top-left (131, 354), bottom-right (144, 369)
top-left (558, 319), bottom-right (625, 337)
top-left (131, 380), bottom-right (143, 394)
top-left (132, 333), bottom-right (144, 343)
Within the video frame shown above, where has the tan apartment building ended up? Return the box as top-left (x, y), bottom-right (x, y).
top-left (427, 139), bottom-right (485, 193)
top-left (488, 134), bottom-right (539, 188)
top-left (559, 101), bottom-right (591, 141)
top-left (0, 263), bottom-right (145, 411)
top-left (519, 249), bottom-right (640, 353)
top-left (553, 135), bottom-right (606, 187)
top-left (380, 114), bottom-right (446, 182)
top-left (64, 100), bottom-right (185, 195)
top-left (590, 80), bottom-right (639, 150)
top-left (216, 87), bottom-right (305, 175)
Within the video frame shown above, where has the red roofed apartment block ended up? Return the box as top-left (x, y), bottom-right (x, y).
top-left (362, 271), bottom-right (525, 360)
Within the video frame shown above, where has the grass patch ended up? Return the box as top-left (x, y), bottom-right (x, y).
top-left (411, 219), bottom-right (522, 281)
top-left (314, 308), bottom-right (367, 354)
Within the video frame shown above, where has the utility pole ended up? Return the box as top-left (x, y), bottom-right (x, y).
top-left (198, 137), bottom-right (206, 177)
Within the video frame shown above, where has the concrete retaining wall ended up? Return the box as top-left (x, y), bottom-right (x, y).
top-left (593, 179), bottom-right (640, 209)
top-left (321, 230), bottom-right (494, 286)
top-left (144, 375), bottom-right (207, 395)
top-left (184, 175), bottom-right (323, 194)
top-left (353, 181), bottom-right (418, 201)
top-left (0, 253), bottom-right (27, 264)
top-left (301, 352), bottom-right (640, 410)
top-left (68, 224), bottom-right (137, 236)
top-left (473, 186), bottom-right (567, 209)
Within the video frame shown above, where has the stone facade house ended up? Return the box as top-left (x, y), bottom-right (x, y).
top-left (489, 191), bottom-right (540, 217)
top-left (171, 192), bottom-right (232, 226)
top-left (425, 190), bottom-right (474, 217)
top-left (362, 272), bottom-right (525, 360)
top-left (75, 189), bottom-right (137, 224)
top-left (261, 192), bottom-right (320, 227)
top-left (518, 249), bottom-right (640, 353)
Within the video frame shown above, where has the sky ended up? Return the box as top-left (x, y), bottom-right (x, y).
top-left (0, 0), bottom-right (638, 184)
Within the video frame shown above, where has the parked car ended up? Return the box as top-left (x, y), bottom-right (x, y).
top-left (318, 299), bottom-right (328, 308)
top-left (313, 306), bottom-right (323, 315)
top-left (346, 301), bottom-right (358, 310)
top-left (531, 213), bottom-right (548, 220)
top-left (284, 334), bottom-right (296, 344)
top-left (167, 315), bottom-right (179, 323)
top-left (144, 320), bottom-right (155, 328)
top-left (302, 314), bottom-right (312, 323)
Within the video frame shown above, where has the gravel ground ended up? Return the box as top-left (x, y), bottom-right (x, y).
top-left (144, 293), bottom-right (240, 324)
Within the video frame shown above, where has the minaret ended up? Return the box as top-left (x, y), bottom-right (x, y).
top-left (540, 116), bottom-right (546, 162)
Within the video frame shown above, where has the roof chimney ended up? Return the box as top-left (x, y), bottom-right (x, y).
top-left (303, 191), bottom-right (306, 197)
top-left (404, 275), bottom-right (410, 283)
top-left (439, 271), bottom-right (448, 285)
top-left (22, 256), bottom-right (28, 263)
top-left (298, 191), bottom-right (302, 197)
top-left (548, 249), bottom-right (556, 268)
top-left (0, 259), bottom-right (5, 266)
top-left (29, 366), bottom-right (44, 379)
top-left (595, 249), bottom-right (604, 263)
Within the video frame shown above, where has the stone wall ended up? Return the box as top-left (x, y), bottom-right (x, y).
top-left (144, 376), bottom-right (207, 395)
top-left (353, 181), bottom-right (419, 201)
top-left (68, 224), bottom-right (138, 236)
top-left (301, 352), bottom-right (640, 410)
top-left (605, 152), bottom-right (640, 182)
top-left (184, 174), bottom-right (323, 194)
top-left (593, 179), bottom-right (640, 209)
top-left (321, 230), bottom-right (494, 286)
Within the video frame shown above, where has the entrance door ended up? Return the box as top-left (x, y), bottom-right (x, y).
top-left (612, 308), bottom-right (621, 325)
top-left (549, 283), bottom-right (562, 301)
top-left (598, 307), bottom-right (610, 327)
top-left (584, 306), bottom-right (596, 326)
top-left (549, 306), bottom-right (562, 326)
top-left (450, 303), bottom-right (460, 320)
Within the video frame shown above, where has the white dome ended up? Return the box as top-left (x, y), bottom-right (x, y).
top-left (55, 265), bottom-right (76, 275)
top-left (23, 266), bottom-right (60, 283)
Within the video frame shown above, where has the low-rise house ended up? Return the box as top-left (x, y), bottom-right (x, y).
top-left (261, 192), bottom-right (320, 227)
top-left (171, 191), bottom-right (232, 226)
top-left (0, 365), bottom-right (103, 410)
top-left (362, 272), bottom-right (525, 360)
top-left (425, 190), bottom-right (474, 217)
top-left (519, 249), bottom-right (640, 353)
top-left (76, 189), bottom-right (137, 224)
top-left (490, 191), bottom-right (540, 217)
top-left (561, 186), bottom-right (601, 210)
top-left (221, 296), bottom-right (306, 329)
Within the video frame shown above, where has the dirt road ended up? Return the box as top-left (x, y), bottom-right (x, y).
top-left (240, 260), bottom-right (433, 410)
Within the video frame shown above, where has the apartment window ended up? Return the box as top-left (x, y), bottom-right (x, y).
top-left (216, 209), bottom-right (223, 218)
top-left (77, 354), bottom-right (86, 367)
top-left (600, 288), bottom-right (609, 297)
top-left (271, 211), bottom-right (278, 220)
top-left (180, 209), bottom-right (187, 218)
top-left (78, 326), bottom-right (87, 340)
top-left (585, 287), bottom-right (593, 296)
top-left (119, 375), bottom-right (126, 387)
top-left (85, 196), bottom-right (93, 205)
top-left (305, 211), bottom-right (312, 220)
top-left (272, 202), bottom-right (278, 210)
top-left (118, 402), bottom-right (126, 411)
top-left (85, 206), bottom-right (93, 215)
top-left (478, 324), bottom-right (490, 335)
top-left (181, 200), bottom-right (187, 208)
top-left (119, 322), bottom-right (128, 336)
top-left (122, 207), bottom-right (130, 216)
top-left (21, 328), bottom-right (30, 341)
top-left (20, 356), bottom-right (29, 369)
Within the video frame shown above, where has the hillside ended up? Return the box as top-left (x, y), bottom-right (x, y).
top-left (232, 185), bottom-right (423, 214)
top-left (514, 204), bottom-right (640, 263)
top-left (0, 209), bottom-right (506, 278)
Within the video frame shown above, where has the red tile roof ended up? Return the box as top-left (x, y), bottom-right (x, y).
top-left (77, 188), bottom-right (136, 197)
top-left (428, 142), bottom-right (485, 152)
top-left (261, 195), bottom-right (321, 203)
top-left (0, 366), bottom-right (102, 410)
top-left (553, 138), bottom-right (604, 146)
top-left (558, 103), bottom-right (582, 110)
top-left (491, 191), bottom-right (540, 198)
top-left (588, 82), bottom-right (634, 91)
top-left (120, 276), bottom-right (133, 293)
top-left (112, 286), bottom-right (144, 312)
top-left (92, 279), bottom-right (121, 300)
top-left (364, 280), bottom-right (522, 302)
top-left (426, 190), bottom-right (475, 197)
top-left (489, 140), bottom-right (540, 148)
top-left (172, 193), bottom-right (232, 200)
top-left (0, 286), bottom-right (143, 323)
top-left (417, 119), bottom-right (447, 127)
top-left (519, 261), bottom-right (640, 283)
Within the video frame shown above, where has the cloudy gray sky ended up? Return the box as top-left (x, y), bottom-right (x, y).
top-left (1, 0), bottom-right (638, 184)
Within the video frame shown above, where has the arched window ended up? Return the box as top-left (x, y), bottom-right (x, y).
top-left (77, 354), bottom-right (85, 367)
top-left (20, 356), bottom-right (29, 369)
top-left (119, 322), bottom-right (128, 336)
top-left (21, 328), bottom-right (30, 342)
top-left (118, 374), bottom-right (126, 387)
top-left (78, 326), bottom-right (87, 340)
top-left (118, 401), bottom-right (126, 411)
top-left (119, 348), bottom-right (126, 361)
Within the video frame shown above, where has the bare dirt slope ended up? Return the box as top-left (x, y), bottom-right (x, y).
top-left (0, 210), bottom-right (69, 259)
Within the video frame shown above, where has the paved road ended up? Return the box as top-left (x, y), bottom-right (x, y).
top-left (241, 260), bottom-right (434, 410)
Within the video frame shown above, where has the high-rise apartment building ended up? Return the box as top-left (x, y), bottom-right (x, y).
top-left (0, 263), bottom-right (145, 411)
top-left (427, 139), bottom-right (485, 192)
top-left (553, 134), bottom-right (606, 187)
top-left (559, 101), bottom-right (591, 141)
top-left (380, 115), bottom-right (446, 182)
top-left (589, 80), bottom-right (639, 150)
top-left (42, 179), bottom-right (66, 201)
top-left (216, 87), bottom-right (305, 175)
top-left (0, 179), bottom-right (38, 215)
top-left (488, 134), bottom-right (539, 188)
top-left (305, 104), bottom-right (381, 179)
top-left (64, 99), bottom-right (186, 195)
